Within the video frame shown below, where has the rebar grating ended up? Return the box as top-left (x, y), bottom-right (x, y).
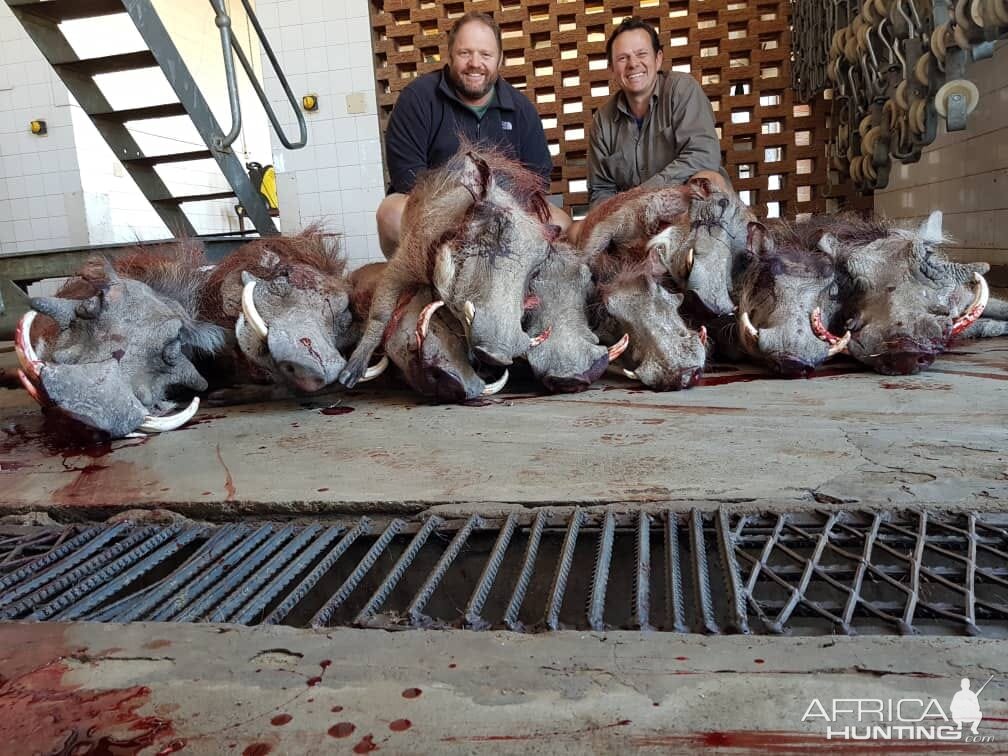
top-left (1, 509), bottom-right (1007, 636)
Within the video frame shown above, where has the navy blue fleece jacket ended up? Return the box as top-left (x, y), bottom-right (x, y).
top-left (384, 67), bottom-right (553, 194)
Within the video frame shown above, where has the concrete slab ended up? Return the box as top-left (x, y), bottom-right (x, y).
top-left (1, 339), bottom-right (1006, 517)
top-left (2, 621), bottom-right (1007, 754)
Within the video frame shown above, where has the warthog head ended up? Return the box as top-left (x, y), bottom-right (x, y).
top-left (16, 250), bottom-right (224, 438)
top-left (430, 157), bottom-right (553, 368)
top-left (389, 286), bottom-right (508, 402)
top-left (208, 228), bottom-right (377, 393)
top-left (523, 243), bottom-right (626, 393)
top-left (595, 261), bottom-right (707, 391)
top-left (650, 172), bottom-right (756, 318)
top-left (838, 211), bottom-right (988, 375)
top-left (733, 222), bottom-right (850, 376)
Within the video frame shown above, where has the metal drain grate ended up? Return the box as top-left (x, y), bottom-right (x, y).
top-left (1, 509), bottom-right (1007, 636)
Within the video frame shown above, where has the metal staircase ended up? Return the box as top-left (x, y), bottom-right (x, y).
top-left (5, 0), bottom-right (307, 237)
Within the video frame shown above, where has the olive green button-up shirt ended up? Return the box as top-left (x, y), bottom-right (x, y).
top-left (587, 71), bottom-right (725, 207)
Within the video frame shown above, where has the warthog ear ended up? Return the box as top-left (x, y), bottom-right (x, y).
top-left (688, 176), bottom-right (713, 200)
top-left (257, 247), bottom-right (281, 270)
top-left (461, 152), bottom-right (491, 202)
top-left (746, 221), bottom-right (768, 256)
top-left (919, 210), bottom-right (944, 246)
top-left (433, 244), bottom-right (456, 301)
top-left (817, 233), bottom-right (838, 258)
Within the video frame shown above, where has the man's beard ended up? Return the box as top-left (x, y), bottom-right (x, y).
top-left (449, 67), bottom-right (496, 101)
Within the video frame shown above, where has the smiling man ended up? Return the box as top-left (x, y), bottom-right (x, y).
top-left (585, 17), bottom-right (725, 209)
top-left (376, 12), bottom-right (566, 257)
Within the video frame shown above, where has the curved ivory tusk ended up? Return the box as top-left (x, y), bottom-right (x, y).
top-left (622, 368), bottom-right (640, 381)
top-left (414, 300), bottom-right (446, 351)
top-left (241, 280), bottom-right (269, 340)
top-left (14, 310), bottom-right (42, 382)
top-left (18, 369), bottom-right (49, 407)
top-left (463, 300), bottom-right (476, 327)
top-left (138, 396), bottom-right (200, 433)
top-left (698, 325), bottom-right (708, 346)
top-left (359, 355), bottom-right (389, 383)
top-left (482, 368), bottom-right (509, 395)
top-left (529, 325), bottom-right (552, 348)
top-left (685, 247), bottom-right (695, 275)
top-left (827, 330), bottom-right (852, 357)
top-left (607, 334), bottom-right (630, 361)
top-left (740, 311), bottom-right (759, 339)
top-left (950, 271), bottom-right (990, 337)
top-left (809, 307), bottom-right (845, 345)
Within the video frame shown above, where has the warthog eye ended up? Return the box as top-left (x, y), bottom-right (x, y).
top-left (163, 338), bottom-right (182, 366)
top-left (75, 296), bottom-right (102, 319)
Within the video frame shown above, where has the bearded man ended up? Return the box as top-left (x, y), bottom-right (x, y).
top-left (376, 12), bottom-right (568, 257)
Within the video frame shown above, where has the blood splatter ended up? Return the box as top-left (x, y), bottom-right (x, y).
top-left (242, 745), bottom-right (273, 756)
top-left (317, 487), bottom-right (329, 492)
top-left (144, 639), bottom-right (172, 650)
top-left (320, 405), bottom-right (354, 416)
top-left (353, 734), bottom-right (378, 753)
top-left (331, 705), bottom-right (344, 713)
top-left (329, 722), bottom-right (355, 738)
top-left (157, 740), bottom-right (187, 754)
top-left (675, 656), bottom-right (688, 661)
top-left (390, 719), bottom-right (412, 732)
top-left (448, 663), bottom-right (457, 669)
top-left (401, 688), bottom-right (422, 699)
top-left (754, 658), bottom-right (765, 664)
top-left (307, 676), bottom-right (322, 687)
top-left (698, 374), bottom-right (759, 387)
top-left (270, 713), bottom-right (293, 726)
top-left (320, 660), bottom-right (332, 670)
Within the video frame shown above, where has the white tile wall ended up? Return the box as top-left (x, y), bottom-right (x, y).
top-left (255, 0), bottom-right (385, 269)
top-left (0, 0), bottom-right (276, 254)
top-left (0, 4), bottom-right (86, 255)
top-left (875, 42), bottom-right (1008, 269)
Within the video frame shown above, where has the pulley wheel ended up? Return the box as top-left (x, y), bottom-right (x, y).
top-left (934, 78), bottom-right (979, 117)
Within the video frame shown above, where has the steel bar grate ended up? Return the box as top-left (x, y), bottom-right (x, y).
top-left (1, 509), bottom-right (1007, 637)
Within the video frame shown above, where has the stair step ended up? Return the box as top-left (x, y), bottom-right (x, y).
top-left (53, 50), bottom-right (157, 77)
top-left (124, 150), bottom-right (214, 167)
top-left (91, 103), bottom-right (188, 122)
top-left (7, 0), bottom-right (125, 22)
top-left (152, 191), bottom-right (236, 205)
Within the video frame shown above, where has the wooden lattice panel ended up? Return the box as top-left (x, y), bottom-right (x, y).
top-left (370, 0), bottom-right (835, 219)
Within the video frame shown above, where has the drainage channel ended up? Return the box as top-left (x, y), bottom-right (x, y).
top-left (1, 509), bottom-right (1007, 636)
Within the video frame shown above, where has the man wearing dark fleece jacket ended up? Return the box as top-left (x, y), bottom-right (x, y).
top-left (376, 11), bottom-right (569, 258)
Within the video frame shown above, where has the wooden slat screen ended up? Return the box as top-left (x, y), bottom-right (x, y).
top-left (370, 0), bottom-right (842, 219)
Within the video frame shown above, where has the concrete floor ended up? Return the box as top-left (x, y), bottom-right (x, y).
top-left (1, 621), bottom-right (1006, 754)
top-left (2, 341), bottom-right (1008, 754)
top-left (1, 339), bottom-right (1006, 518)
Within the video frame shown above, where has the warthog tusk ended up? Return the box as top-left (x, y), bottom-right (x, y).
top-left (18, 369), bottom-right (49, 407)
top-left (827, 330), bottom-right (852, 357)
top-left (622, 368), bottom-right (640, 381)
top-left (241, 279), bottom-right (269, 340)
top-left (608, 333), bottom-right (630, 361)
top-left (698, 325), bottom-right (708, 346)
top-left (415, 300), bottom-right (445, 351)
top-left (686, 246), bottom-right (694, 275)
top-left (529, 325), bottom-right (552, 348)
top-left (14, 310), bottom-right (42, 382)
top-left (463, 300), bottom-right (476, 327)
top-left (359, 355), bottom-right (389, 383)
top-left (950, 271), bottom-right (989, 337)
top-left (740, 311), bottom-right (759, 339)
top-left (810, 307), bottom-right (844, 345)
top-left (138, 396), bottom-right (200, 433)
top-left (482, 368), bottom-right (509, 395)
